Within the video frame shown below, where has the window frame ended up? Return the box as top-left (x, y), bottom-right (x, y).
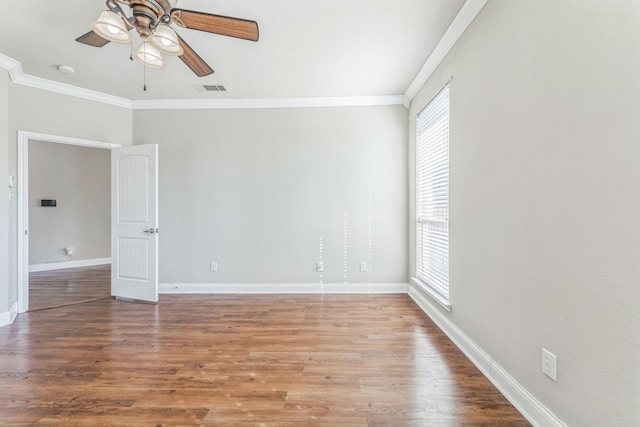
top-left (413, 84), bottom-right (452, 311)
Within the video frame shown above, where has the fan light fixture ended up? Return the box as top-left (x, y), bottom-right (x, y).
top-left (78, 0), bottom-right (259, 79)
top-left (91, 10), bottom-right (131, 43)
top-left (134, 42), bottom-right (165, 68)
top-left (90, 2), bottom-right (185, 71)
top-left (149, 24), bottom-right (183, 55)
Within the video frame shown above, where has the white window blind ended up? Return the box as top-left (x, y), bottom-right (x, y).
top-left (416, 85), bottom-right (450, 300)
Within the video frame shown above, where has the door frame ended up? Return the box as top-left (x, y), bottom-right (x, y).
top-left (17, 131), bottom-right (121, 313)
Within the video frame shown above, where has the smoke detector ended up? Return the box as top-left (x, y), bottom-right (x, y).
top-left (57, 65), bottom-right (76, 75)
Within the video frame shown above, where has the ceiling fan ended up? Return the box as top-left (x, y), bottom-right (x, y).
top-left (76, 0), bottom-right (259, 77)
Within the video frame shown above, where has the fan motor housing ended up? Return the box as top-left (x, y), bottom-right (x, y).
top-left (117, 0), bottom-right (174, 15)
top-left (132, 3), bottom-right (159, 37)
top-left (119, 0), bottom-right (175, 37)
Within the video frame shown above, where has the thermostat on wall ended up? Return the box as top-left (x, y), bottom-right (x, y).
top-left (40, 199), bottom-right (57, 207)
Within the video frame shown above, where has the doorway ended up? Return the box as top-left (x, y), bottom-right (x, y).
top-left (17, 131), bottom-right (121, 313)
top-left (29, 265), bottom-right (112, 311)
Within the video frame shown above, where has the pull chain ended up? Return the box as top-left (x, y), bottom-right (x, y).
top-left (142, 39), bottom-right (147, 91)
top-left (144, 59), bottom-right (147, 91)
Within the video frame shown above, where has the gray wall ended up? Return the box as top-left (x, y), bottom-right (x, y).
top-left (0, 70), bottom-right (9, 313)
top-left (4, 83), bottom-right (132, 312)
top-left (134, 106), bottom-right (408, 285)
top-left (408, 1), bottom-right (639, 425)
top-left (28, 141), bottom-right (110, 266)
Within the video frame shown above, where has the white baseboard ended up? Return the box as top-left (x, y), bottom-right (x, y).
top-left (160, 282), bottom-right (408, 294)
top-left (29, 258), bottom-right (111, 273)
top-left (0, 301), bottom-right (18, 328)
top-left (408, 284), bottom-right (566, 427)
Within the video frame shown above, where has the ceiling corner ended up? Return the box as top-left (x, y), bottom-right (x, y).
top-left (403, 0), bottom-right (488, 103)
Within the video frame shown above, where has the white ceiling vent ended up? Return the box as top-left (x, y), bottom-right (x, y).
top-left (194, 84), bottom-right (227, 92)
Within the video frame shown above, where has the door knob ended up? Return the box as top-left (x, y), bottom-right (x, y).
top-left (143, 228), bottom-right (156, 234)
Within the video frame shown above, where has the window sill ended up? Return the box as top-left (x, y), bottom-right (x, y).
top-left (410, 277), bottom-right (452, 312)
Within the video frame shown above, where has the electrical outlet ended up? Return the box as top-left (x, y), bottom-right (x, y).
top-left (316, 262), bottom-right (324, 273)
top-left (542, 348), bottom-right (557, 381)
top-left (209, 262), bottom-right (218, 272)
top-left (359, 261), bottom-right (367, 272)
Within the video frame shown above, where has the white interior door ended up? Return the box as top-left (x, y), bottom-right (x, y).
top-left (111, 144), bottom-right (158, 302)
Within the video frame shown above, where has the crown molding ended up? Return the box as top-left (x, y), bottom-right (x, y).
top-left (0, 52), bottom-right (20, 75)
top-left (403, 0), bottom-right (488, 107)
top-left (0, 58), bottom-right (131, 109)
top-left (131, 95), bottom-right (405, 110)
top-left (1, 53), bottom-right (404, 111)
top-left (402, 94), bottom-right (412, 110)
top-left (1, 52), bottom-right (132, 108)
top-left (13, 73), bottom-right (133, 109)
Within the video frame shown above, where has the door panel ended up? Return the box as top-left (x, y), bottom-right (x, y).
top-left (111, 144), bottom-right (158, 302)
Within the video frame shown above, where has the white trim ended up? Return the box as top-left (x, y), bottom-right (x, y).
top-left (1, 53), bottom-right (404, 110)
top-left (0, 52), bottom-right (20, 76)
top-left (18, 131), bottom-right (121, 149)
top-left (490, 361), bottom-right (567, 427)
top-left (29, 258), bottom-right (112, 273)
top-left (16, 131), bottom-right (121, 314)
top-left (410, 277), bottom-right (451, 311)
top-left (11, 73), bottom-right (132, 109)
top-left (0, 54), bottom-right (131, 109)
top-left (403, 0), bottom-right (488, 105)
top-left (0, 302), bottom-right (18, 328)
top-left (160, 282), bottom-right (408, 294)
top-left (402, 94), bottom-right (412, 110)
top-left (17, 135), bottom-right (28, 314)
top-left (131, 95), bottom-right (406, 110)
top-left (408, 283), bottom-right (567, 427)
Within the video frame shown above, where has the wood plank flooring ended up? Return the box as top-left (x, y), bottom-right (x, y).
top-left (1, 289), bottom-right (530, 425)
top-left (29, 265), bottom-right (111, 311)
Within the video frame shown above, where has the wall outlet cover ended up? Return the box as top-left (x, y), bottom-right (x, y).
top-left (542, 348), bottom-right (557, 381)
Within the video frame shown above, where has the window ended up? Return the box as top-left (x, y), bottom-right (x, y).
top-left (416, 85), bottom-right (450, 302)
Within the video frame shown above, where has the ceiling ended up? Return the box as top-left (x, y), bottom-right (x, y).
top-left (0, 0), bottom-right (467, 102)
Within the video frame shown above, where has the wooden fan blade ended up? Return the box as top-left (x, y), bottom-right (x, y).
top-left (178, 35), bottom-right (214, 77)
top-left (75, 30), bottom-right (110, 47)
top-left (171, 9), bottom-right (259, 41)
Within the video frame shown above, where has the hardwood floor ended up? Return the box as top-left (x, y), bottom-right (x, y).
top-left (29, 265), bottom-right (111, 311)
top-left (0, 291), bottom-right (530, 426)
